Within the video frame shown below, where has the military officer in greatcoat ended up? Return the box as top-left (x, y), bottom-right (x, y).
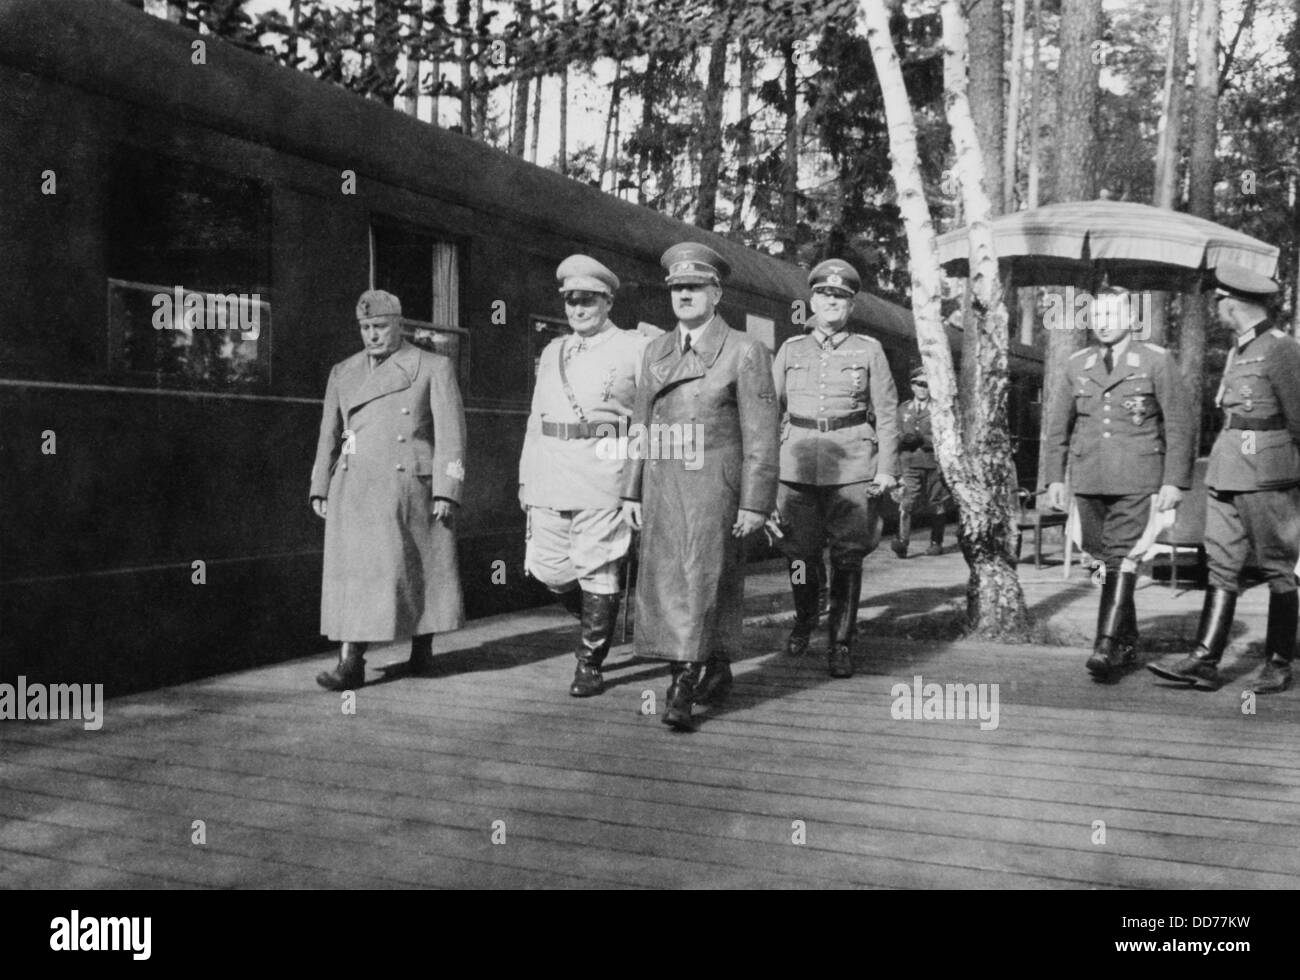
top-left (1043, 286), bottom-right (1193, 681)
top-left (893, 365), bottom-right (953, 558)
top-left (310, 289), bottom-right (467, 690)
top-left (771, 259), bottom-right (899, 679)
top-left (1149, 265), bottom-right (1300, 694)
top-left (620, 242), bottom-right (780, 732)
top-left (518, 255), bottom-right (649, 697)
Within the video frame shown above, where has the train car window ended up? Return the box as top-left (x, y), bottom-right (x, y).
top-left (370, 223), bottom-right (468, 383)
top-left (105, 152), bottom-right (272, 389)
top-left (745, 313), bottom-right (776, 353)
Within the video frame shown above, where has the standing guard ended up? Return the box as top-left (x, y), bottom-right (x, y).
top-left (771, 259), bottom-right (899, 678)
top-left (893, 365), bottom-right (953, 558)
top-left (620, 242), bottom-right (779, 731)
top-left (1043, 287), bottom-right (1193, 681)
top-left (519, 255), bottom-right (649, 697)
top-left (1148, 265), bottom-right (1300, 694)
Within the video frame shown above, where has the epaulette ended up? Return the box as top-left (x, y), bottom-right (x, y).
top-left (1068, 347), bottom-right (1091, 360)
top-left (1140, 341), bottom-right (1168, 354)
top-left (1269, 327), bottom-right (1288, 339)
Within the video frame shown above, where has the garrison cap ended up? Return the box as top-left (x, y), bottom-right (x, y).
top-left (356, 289), bottom-right (402, 320)
top-left (1214, 263), bottom-right (1279, 301)
top-left (661, 242), bottom-right (729, 286)
top-left (556, 254), bottom-right (619, 295)
top-left (808, 259), bottom-right (861, 297)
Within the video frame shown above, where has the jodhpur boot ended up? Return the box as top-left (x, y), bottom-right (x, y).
top-left (827, 566), bottom-right (863, 679)
top-left (1147, 587), bottom-right (1237, 690)
top-left (925, 515), bottom-right (945, 557)
top-left (1086, 569), bottom-right (1137, 680)
top-left (695, 656), bottom-right (733, 705)
top-left (316, 642), bottom-right (367, 691)
top-left (787, 558), bottom-right (821, 657)
top-left (569, 591), bottom-right (620, 697)
top-left (892, 511), bottom-right (911, 558)
top-left (409, 633), bottom-right (436, 675)
top-left (663, 662), bottom-right (702, 732)
top-left (1246, 591), bottom-right (1297, 695)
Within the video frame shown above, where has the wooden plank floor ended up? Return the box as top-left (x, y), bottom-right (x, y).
top-left (3, 551), bottom-right (1300, 889)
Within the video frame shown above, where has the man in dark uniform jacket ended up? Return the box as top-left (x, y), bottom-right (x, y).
top-left (1149, 265), bottom-right (1300, 694)
top-left (1043, 287), bottom-right (1193, 680)
top-left (620, 242), bottom-right (779, 731)
top-left (771, 259), bottom-right (899, 678)
top-left (893, 365), bottom-right (952, 558)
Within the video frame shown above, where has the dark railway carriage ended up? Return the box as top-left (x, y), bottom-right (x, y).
top-left (0, 0), bottom-right (1042, 693)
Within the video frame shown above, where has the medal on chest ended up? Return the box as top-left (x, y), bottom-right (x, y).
top-left (842, 365), bottom-right (868, 403)
top-left (600, 367), bottom-right (617, 402)
top-left (1238, 384), bottom-right (1254, 413)
top-left (1121, 395), bottom-right (1148, 425)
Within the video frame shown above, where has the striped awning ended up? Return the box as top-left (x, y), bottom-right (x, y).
top-left (937, 201), bottom-right (1279, 292)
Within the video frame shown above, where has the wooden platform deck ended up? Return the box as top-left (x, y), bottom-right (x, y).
top-left (3, 552), bottom-right (1300, 890)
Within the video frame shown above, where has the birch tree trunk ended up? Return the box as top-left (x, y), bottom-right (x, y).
top-left (695, 37), bottom-right (728, 230)
top-left (1004, 0), bottom-right (1027, 214)
top-left (730, 42), bottom-right (755, 235)
top-left (1150, 0), bottom-right (1192, 346)
top-left (863, 0), bottom-right (1029, 637)
top-left (781, 40), bottom-right (799, 257)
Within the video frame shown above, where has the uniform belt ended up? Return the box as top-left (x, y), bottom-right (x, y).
top-left (789, 411), bottom-right (870, 432)
top-left (1225, 414), bottom-right (1285, 431)
top-left (541, 420), bottom-right (605, 439)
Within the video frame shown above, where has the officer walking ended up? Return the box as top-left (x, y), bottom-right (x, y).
top-left (1043, 287), bottom-right (1193, 681)
top-left (893, 365), bottom-right (952, 558)
top-left (621, 242), bottom-right (779, 731)
top-left (309, 289), bottom-right (466, 690)
top-left (1148, 265), bottom-right (1300, 694)
top-left (772, 259), bottom-right (899, 678)
top-left (518, 255), bottom-right (649, 697)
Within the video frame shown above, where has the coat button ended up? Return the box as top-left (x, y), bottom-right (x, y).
top-left (401, 407), bottom-right (410, 414)
top-left (397, 435), bottom-right (406, 442)
top-left (1103, 433), bottom-right (1111, 438)
top-left (395, 463), bottom-right (405, 470)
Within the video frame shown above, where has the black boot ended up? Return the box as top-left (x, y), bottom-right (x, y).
top-left (570, 591), bottom-right (619, 697)
top-left (557, 587), bottom-right (584, 619)
top-left (1087, 569), bottom-right (1137, 680)
top-left (827, 566), bottom-right (862, 679)
top-left (663, 663), bottom-right (702, 731)
top-left (787, 557), bottom-right (820, 656)
top-left (892, 511), bottom-right (911, 558)
top-left (316, 642), bottom-right (367, 691)
top-left (696, 656), bottom-right (733, 705)
top-left (1147, 587), bottom-right (1237, 690)
top-left (409, 633), bottom-right (436, 674)
top-left (1248, 591), bottom-right (1297, 695)
top-left (925, 514), bottom-right (945, 556)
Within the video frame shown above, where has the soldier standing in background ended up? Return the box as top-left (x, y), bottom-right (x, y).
top-left (1149, 265), bottom-right (1300, 694)
top-left (892, 365), bottom-right (952, 558)
top-left (1042, 287), bottom-right (1192, 681)
top-left (771, 259), bottom-right (899, 679)
top-left (519, 255), bottom-right (648, 697)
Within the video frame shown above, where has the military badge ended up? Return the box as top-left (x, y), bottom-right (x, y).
top-left (1122, 395), bottom-right (1148, 425)
top-left (842, 365), bottom-right (868, 394)
top-left (446, 459), bottom-right (465, 480)
top-left (827, 273), bottom-right (843, 287)
top-left (1239, 385), bottom-right (1254, 413)
top-left (600, 367), bottom-right (617, 402)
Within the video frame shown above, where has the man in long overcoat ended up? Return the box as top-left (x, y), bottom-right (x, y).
top-left (620, 242), bottom-right (780, 731)
top-left (309, 289), bottom-right (467, 690)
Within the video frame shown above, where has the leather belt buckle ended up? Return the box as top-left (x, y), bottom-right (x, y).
top-left (817, 418), bottom-right (831, 432)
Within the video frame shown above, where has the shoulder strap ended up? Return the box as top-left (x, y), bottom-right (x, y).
top-left (557, 338), bottom-right (588, 424)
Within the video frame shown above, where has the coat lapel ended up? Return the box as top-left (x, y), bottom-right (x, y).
top-left (344, 340), bottom-right (417, 415)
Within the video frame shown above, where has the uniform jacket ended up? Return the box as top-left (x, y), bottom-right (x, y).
top-left (1042, 339), bottom-right (1193, 495)
top-left (310, 340), bottom-right (466, 641)
top-left (1206, 324), bottom-right (1300, 492)
top-left (519, 323), bottom-right (649, 510)
top-left (621, 315), bottom-right (779, 662)
top-left (772, 323), bottom-right (899, 485)
top-left (898, 397), bottom-right (939, 471)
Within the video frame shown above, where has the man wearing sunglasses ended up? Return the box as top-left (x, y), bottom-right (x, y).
top-left (1149, 264), bottom-right (1300, 694)
top-left (519, 254), bottom-right (649, 698)
top-left (894, 366), bottom-right (952, 558)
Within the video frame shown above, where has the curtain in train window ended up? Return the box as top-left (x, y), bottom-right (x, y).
top-left (105, 152), bottom-right (272, 389)
top-left (370, 223), bottom-right (466, 375)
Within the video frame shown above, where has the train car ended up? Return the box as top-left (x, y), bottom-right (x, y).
top-left (0, 0), bottom-right (1043, 693)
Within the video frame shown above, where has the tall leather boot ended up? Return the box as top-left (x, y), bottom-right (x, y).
top-left (787, 557), bottom-right (821, 656)
top-left (925, 514), bottom-right (946, 556)
top-left (409, 633), bottom-right (436, 674)
top-left (316, 642), bottom-right (367, 691)
top-left (1247, 590), bottom-right (1297, 695)
top-left (1086, 569), bottom-right (1137, 680)
top-left (892, 510), bottom-right (911, 558)
top-left (557, 587), bottom-right (584, 619)
top-left (663, 662), bottom-right (702, 731)
top-left (1147, 587), bottom-right (1237, 690)
top-left (696, 655), bottom-right (733, 705)
top-left (827, 566), bottom-right (862, 679)
top-left (570, 591), bottom-right (619, 697)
